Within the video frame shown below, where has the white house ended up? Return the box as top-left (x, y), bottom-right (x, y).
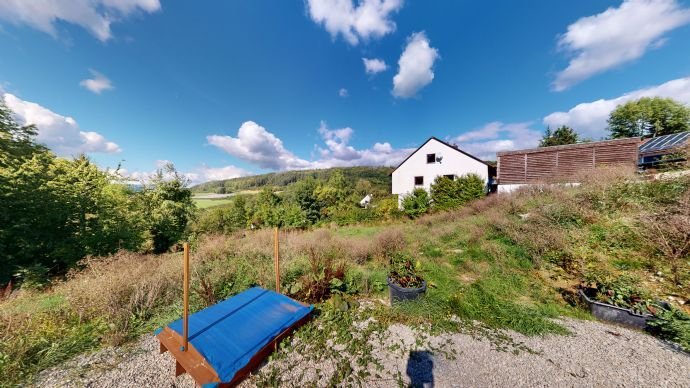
top-left (391, 137), bottom-right (491, 207)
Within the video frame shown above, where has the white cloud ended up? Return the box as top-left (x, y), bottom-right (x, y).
top-left (207, 121), bottom-right (313, 171)
top-left (313, 121), bottom-right (414, 168)
top-left (362, 57), bottom-right (387, 74)
top-left (118, 161), bottom-right (251, 185)
top-left (80, 69), bottom-right (114, 94)
top-left (207, 120), bottom-right (413, 171)
top-left (339, 88), bottom-right (349, 97)
top-left (0, 0), bottom-right (161, 42)
top-left (452, 122), bottom-right (542, 160)
top-left (544, 76), bottom-right (690, 138)
top-left (553, 0), bottom-right (690, 91)
top-left (3, 92), bottom-right (121, 155)
top-left (392, 31), bottom-right (439, 98)
top-left (306, 0), bottom-right (403, 45)
top-left (193, 165), bottom-right (251, 182)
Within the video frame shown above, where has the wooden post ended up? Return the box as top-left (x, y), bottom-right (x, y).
top-left (182, 242), bottom-right (190, 352)
top-left (274, 227), bottom-right (280, 294)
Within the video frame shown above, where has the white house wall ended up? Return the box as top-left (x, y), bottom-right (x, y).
top-left (392, 139), bottom-right (489, 205)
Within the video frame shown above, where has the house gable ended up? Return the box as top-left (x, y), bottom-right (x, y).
top-left (391, 137), bottom-right (489, 199)
top-left (393, 137), bottom-right (488, 173)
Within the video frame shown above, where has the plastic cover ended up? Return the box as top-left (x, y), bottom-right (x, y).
top-left (168, 287), bottom-right (312, 382)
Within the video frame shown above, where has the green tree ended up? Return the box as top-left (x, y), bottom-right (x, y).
top-left (315, 170), bottom-right (350, 216)
top-left (430, 174), bottom-right (486, 210)
top-left (227, 196), bottom-right (248, 229)
top-left (401, 188), bottom-right (430, 218)
top-left (0, 101), bottom-right (46, 168)
top-left (251, 187), bottom-right (282, 227)
top-left (289, 177), bottom-right (322, 224)
top-left (139, 163), bottom-right (196, 253)
top-left (540, 126), bottom-right (579, 147)
top-left (274, 202), bottom-right (308, 228)
top-left (608, 97), bottom-right (690, 138)
top-left (456, 174), bottom-right (486, 203)
top-left (430, 176), bottom-right (460, 210)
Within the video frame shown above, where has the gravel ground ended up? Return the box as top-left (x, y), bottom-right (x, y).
top-left (36, 318), bottom-right (690, 387)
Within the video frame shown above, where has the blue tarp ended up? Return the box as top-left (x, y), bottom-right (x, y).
top-left (167, 287), bottom-right (313, 383)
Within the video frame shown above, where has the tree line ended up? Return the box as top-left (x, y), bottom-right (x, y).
top-left (0, 102), bottom-right (195, 285)
top-left (193, 172), bottom-right (487, 235)
top-left (539, 97), bottom-right (690, 147)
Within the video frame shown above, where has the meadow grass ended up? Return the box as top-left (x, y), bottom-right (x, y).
top-left (2, 168), bottom-right (689, 385)
top-left (193, 198), bottom-right (234, 209)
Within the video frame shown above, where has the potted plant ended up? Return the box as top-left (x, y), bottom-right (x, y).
top-left (579, 273), bottom-right (655, 329)
top-left (387, 254), bottom-right (426, 305)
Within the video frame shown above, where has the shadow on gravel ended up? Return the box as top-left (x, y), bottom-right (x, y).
top-left (406, 350), bottom-right (434, 388)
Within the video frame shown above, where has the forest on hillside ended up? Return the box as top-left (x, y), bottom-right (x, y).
top-left (191, 166), bottom-right (394, 194)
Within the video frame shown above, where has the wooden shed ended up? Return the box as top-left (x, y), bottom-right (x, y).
top-left (496, 138), bottom-right (641, 192)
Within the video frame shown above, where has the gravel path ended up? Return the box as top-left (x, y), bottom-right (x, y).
top-left (36, 318), bottom-right (689, 387)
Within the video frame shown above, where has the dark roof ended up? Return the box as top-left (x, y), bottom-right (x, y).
top-left (392, 136), bottom-right (489, 173)
top-left (639, 131), bottom-right (690, 156)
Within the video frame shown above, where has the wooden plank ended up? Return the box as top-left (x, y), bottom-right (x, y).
top-left (183, 243), bottom-right (190, 352)
top-left (157, 327), bottom-right (221, 385)
top-left (497, 138), bottom-right (640, 184)
top-left (497, 137), bottom-right (640, 156)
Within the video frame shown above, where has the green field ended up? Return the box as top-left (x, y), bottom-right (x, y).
top-left (193, 198), bottom-right (234, 209)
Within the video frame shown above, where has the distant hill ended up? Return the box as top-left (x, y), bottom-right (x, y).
top-left (191, 166), bottom-right (394, 194)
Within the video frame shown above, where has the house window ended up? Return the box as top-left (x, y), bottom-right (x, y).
top-left (444, 174), bottom-right (455, 180)
top-left (414, 176), bottom-right (424, 186)
top-left (426, 153), bottom-right (436, 164)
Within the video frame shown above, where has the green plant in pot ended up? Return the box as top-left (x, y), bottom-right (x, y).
top-left (387, 253), bottom-right (426, 305)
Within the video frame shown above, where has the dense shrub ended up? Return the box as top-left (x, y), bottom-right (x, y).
top-left (637, 191), bottom-right (690, 285)
top-left (402, 188), bottom-right (431, 218)
top-left (329, 205), bottom-right (377, 226)
top-left (431, 174), bottom-right (486, 210)
top-left (375, 196), bottom-right (403, 219)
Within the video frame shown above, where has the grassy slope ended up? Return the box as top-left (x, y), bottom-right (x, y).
top-left (193, 198), bottom-right (234, 209)
top-left (2, 169), bottom-right (688, 385)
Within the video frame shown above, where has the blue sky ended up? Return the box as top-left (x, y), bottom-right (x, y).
top-left (1, 0), bottom-right (690, 183)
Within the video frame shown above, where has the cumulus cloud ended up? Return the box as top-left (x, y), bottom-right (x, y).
top-left (80, 69), bottom-right (114, 94)
top-left (392, 31), bottom-right (439, 98)
top-left (207, 121), bottom-right (313, 171)
top-left (3, 92), bottom-right (121, 155)
top-left (306, 0), bottom-right (403, 45)
top-left (207, 120), bottom-right (413, 171)
top-left (362, 57), bottom-right (387, 74)
top-left (118, 161), bottom-right (251, 185)
top-left (544, 76), bottom-right (690, 138)
top-left (452, 122), bottom-right (542, 160)
top-left (313, 121), bottom-right (414, 168)
top-left (339, 88), bottom-right (349, 97)
top-left (553, 0), bottom-right (690, 91)
top-left (0, 0), bottom-right (161, 42)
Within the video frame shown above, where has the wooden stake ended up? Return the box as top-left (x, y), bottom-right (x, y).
top-left (274, 227), bottom-right (280, 293)
top-left (182, 242), bottom-right (190, 352)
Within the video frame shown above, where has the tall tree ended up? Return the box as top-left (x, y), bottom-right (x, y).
top-left (540, 126), bottom-right (579, 147)
top-left (0, 101), bottom-right (46, 167)
top-left (139, 163), bottom-right (196, 253)
top-left (608, 97), bottom-right (690, 138)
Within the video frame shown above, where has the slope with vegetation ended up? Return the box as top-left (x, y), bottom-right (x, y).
top-left (2, 160), bottom-right (689, 385)
top-left (0, 101), bottom-right (195, 285)
top-left (191, 166), bottom-right (393, 194)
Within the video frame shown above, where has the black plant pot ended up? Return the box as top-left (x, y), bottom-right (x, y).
top-left (387, 277), bottom-right (427, 305)
top-left (579, 288), bottom-right (653, 330)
